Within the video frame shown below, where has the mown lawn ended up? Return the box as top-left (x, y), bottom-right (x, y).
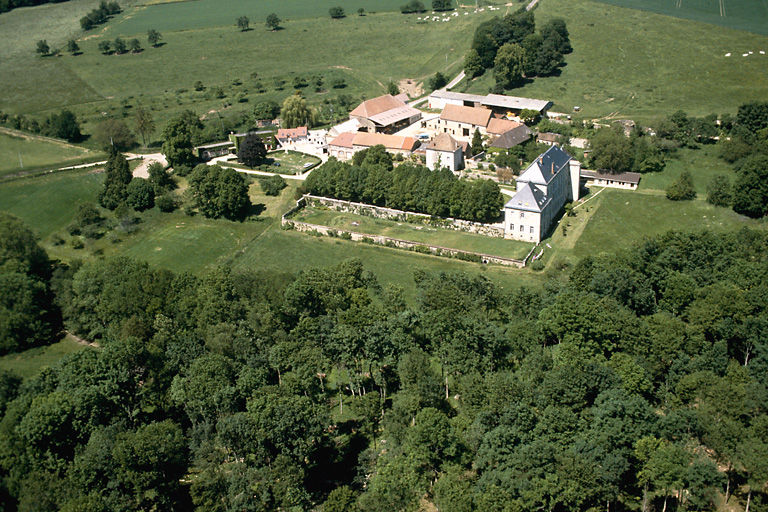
top-left (0, 336), bottom-right (88, 380)
top-left (592, 0), bottom-right (768, 35)
top-left (292, 207), bottom-right (534, 260)
top-left (0, 168), bottom-right (103, 239)
top-left (230, 229), bottom-right (545, 303)
top-left (542, 188), bottom-right (768, 264)
top-left (0, 131), bottom-right (100, 176)
top-left (639, 145), bottom-right (734, 195)
top-left (462, 0), bottom-right (768, 124)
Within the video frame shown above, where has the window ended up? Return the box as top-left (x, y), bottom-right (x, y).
top-left (463, 128), bottom-right (469, 137)
top-left (530, 226), bottom-right (534, 234)
top-left (520, 212), bottom-right (524, 218)
top-left (509, 223), bottom-right (514, 231)
top-left (519, 225), bottom-right (524, 232)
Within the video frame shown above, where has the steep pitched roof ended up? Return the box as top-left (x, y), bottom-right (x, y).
top-left (439, 104), bottom-right (492, 127)
top-left (353, 132), bottom-right (418, 151)
top-left (486, 118), bottom-right (523, 135)
top-left (276, 126), bottom-right (307, 139)
top-left (504, 182), bottom-right (549, 212)
top-left (328, 132), bottom-right (356, 148)
top-left (517, 145), bottom-right (572, 185)
top-left (425, 132), bottom-right (460, 152)
top-left (350, 94), bottom-right (404, 117)
top-left (489, 125), bottom-right (532, 149)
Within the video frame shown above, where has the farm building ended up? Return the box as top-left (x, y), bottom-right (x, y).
top-left (489, 124), bottom-right (533, 150)
top-left (427, 90), bottom-right (552, 117)
top-left (425, 133), bottom-right (464, 172)
top-left (194, 141), bottom-right (234, 161)
top-left (276, 126), bottom-right (308, 145)
top-left (504, 145), bottom-right (581, 244)
top-left (428, 104), bottom-right (493, 141)
top-left (349, 94), bottom-right (422, 134)
top-left (328, 132), bottom-right (418, 161)
top-left (580, 170), bottom-right (641, 190)
top-left (537, 132), bottom-right (562, 146)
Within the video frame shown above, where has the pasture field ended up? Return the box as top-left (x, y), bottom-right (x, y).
top-left (463, 0), bottom-right (768, 124)
top-left (536, 187), bottom-right (767, 266)
top-left (0, 336), bottom-right (87, 380)
top-left (592, 0), bottom-right (768, 35)
top-left (292, 206), bottom-right (534, 259)
top-left (0, 168), bottom-right (103, 239)
top-left (639, 146), bottom-right (734, 195)
top-left (229, 229), bottom-right (545, 302)
top-left (0, 130), bottom-right (100, 177)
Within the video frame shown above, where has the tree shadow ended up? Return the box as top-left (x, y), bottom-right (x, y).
top-left (249, 203), bottom-right (266, 217)
top-left (151, 42), bottom-right (167, 48)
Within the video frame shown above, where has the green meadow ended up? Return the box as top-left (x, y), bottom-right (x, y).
top-left (292, 206), bottom-right (534, 259)
top-left (463, 0), bottom-right (768, 124)
top-left (0, 336), bottom-right (87, 380)
top-left (592, 0), bottom-right (768, 35)
top-left (0, 131), bottom-right (100, 177)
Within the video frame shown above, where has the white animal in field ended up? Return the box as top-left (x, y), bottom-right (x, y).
top-left (724, 52), bottom-right (731, 56)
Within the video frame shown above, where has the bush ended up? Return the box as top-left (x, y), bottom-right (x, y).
top-left (400, 0), bottom-right (426, 13)
top-left (706, 175), bottom-right (732, 207)
top-left (258, 175), bottom-right (287, 196)
top-left (174, 164), bottom-right (192, 177)
top-left (329, 6), bottom-right (345, 18)
top-left (666, 171), bottom-right (696, 201)
top-left (126, 178), bottom-right (155, 211)
top-left (530, 259), bottom-right (545, 271)
top-left (156, 194), bottom-right (179, 212)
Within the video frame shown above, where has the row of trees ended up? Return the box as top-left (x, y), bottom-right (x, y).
top-left (0, 224), bottom-right (767, 510)
top-left (589, 126), bottom-right (666, 174)
top-left (80, 0), bottom-right (121, 31)
top-left (303, 146), bottom-right (504, 222)
top-left (0, 109), bottom-right (82, 142)
top-left (465, 10), bottom-right (571, 90)
top-left (236, 13), bottom-right (282, 31)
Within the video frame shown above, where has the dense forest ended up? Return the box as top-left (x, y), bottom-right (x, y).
top-left (1, 206), bottom-right (768, 511)
top-left (303, 146), bottom-right (504, 223)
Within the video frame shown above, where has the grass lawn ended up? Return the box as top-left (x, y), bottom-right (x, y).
top-left (0, 2), bottom-right (486, 140)
top-left (0, 130), bottom-right (101, 177)
top-left (462, 0), bottom-right (768, 124)
top-left (0, 336), bottom-right (88, 380)
top-left (592, 0), bottom-right (768, 35)
top-left (292, 206), bottom-right (534, 260)
top-left (639, 145), bottom-right (734, 195)
top-left (268, 150), bottom-right (321, 174)
top-left (0, 168), bottom-right (104, 240)
top-left (537, 188), bottom-right (768, 266)
top-left (230, 229), bottom-right (545, 303)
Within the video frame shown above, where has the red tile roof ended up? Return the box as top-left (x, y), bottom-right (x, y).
top-left (276, 126), bottom-right (307, 139)
top-left (439, 104), bottom-right (492, 127)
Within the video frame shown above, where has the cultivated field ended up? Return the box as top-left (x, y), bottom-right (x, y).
top-left (463, 0), bottom-right (768, 123)
top-left (292, 206), bottom-right (534, 259)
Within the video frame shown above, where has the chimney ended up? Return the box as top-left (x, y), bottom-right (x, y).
top-left (569, 158), bottom-right (581, 201)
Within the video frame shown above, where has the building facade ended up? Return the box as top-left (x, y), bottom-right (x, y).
top-left (504, 146), bottom-right (581, 243)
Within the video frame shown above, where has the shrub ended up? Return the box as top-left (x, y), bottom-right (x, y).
top-left (126, 178), bottom-right (155, 211)
top-left (666, 171), bottom-right (696, 201)
top-left (400, 0), bottom-right (426, 13)
top-left (706, 175), bottom-right (732, 207)
top-left (156, 194), bottom-right (179, 212)
top-left (329, 6), bottom-right (345, 18)
top-left (258, 175), bottom-right (287, 196)
top-left (530, 259), bottom-right (545, 271)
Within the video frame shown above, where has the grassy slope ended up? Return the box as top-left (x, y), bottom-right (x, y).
top-left (639, 145), bottom-right (733, 194)
top-left (592, 0), bottom-right (768, 35)
top-left (463, 0), bottom-right (768, 124)
top-left (0, 131), bottom-right (99, 176)
top-left (0, 168), bottom-right (103, 240)
top-left (293, 207), bottom-right (534, 259)
top-left (0, 336), bottom-right (87, 380)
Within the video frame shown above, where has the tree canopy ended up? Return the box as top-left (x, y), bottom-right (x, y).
top-left (188, 164), bottom-right (251, 220)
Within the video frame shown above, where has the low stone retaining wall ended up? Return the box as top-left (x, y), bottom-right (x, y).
top-left (302, 195), bottom-right (506, 238)
top-left (282, 198), bottom-right (526, 268)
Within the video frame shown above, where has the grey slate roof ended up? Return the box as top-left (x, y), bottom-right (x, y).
top-left (504, 182), bottom-right (549, 212)
top-left (483, 94), bottom-right (552, 113)
top-left (490, 125), bottom-right (533, 149)
top-left (517, 145), bottom-right (572, 185)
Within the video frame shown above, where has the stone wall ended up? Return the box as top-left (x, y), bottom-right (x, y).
top-left (301, 195), bottom-right (506, 238)
top-left (282, 200), bottom-right (527, 268)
